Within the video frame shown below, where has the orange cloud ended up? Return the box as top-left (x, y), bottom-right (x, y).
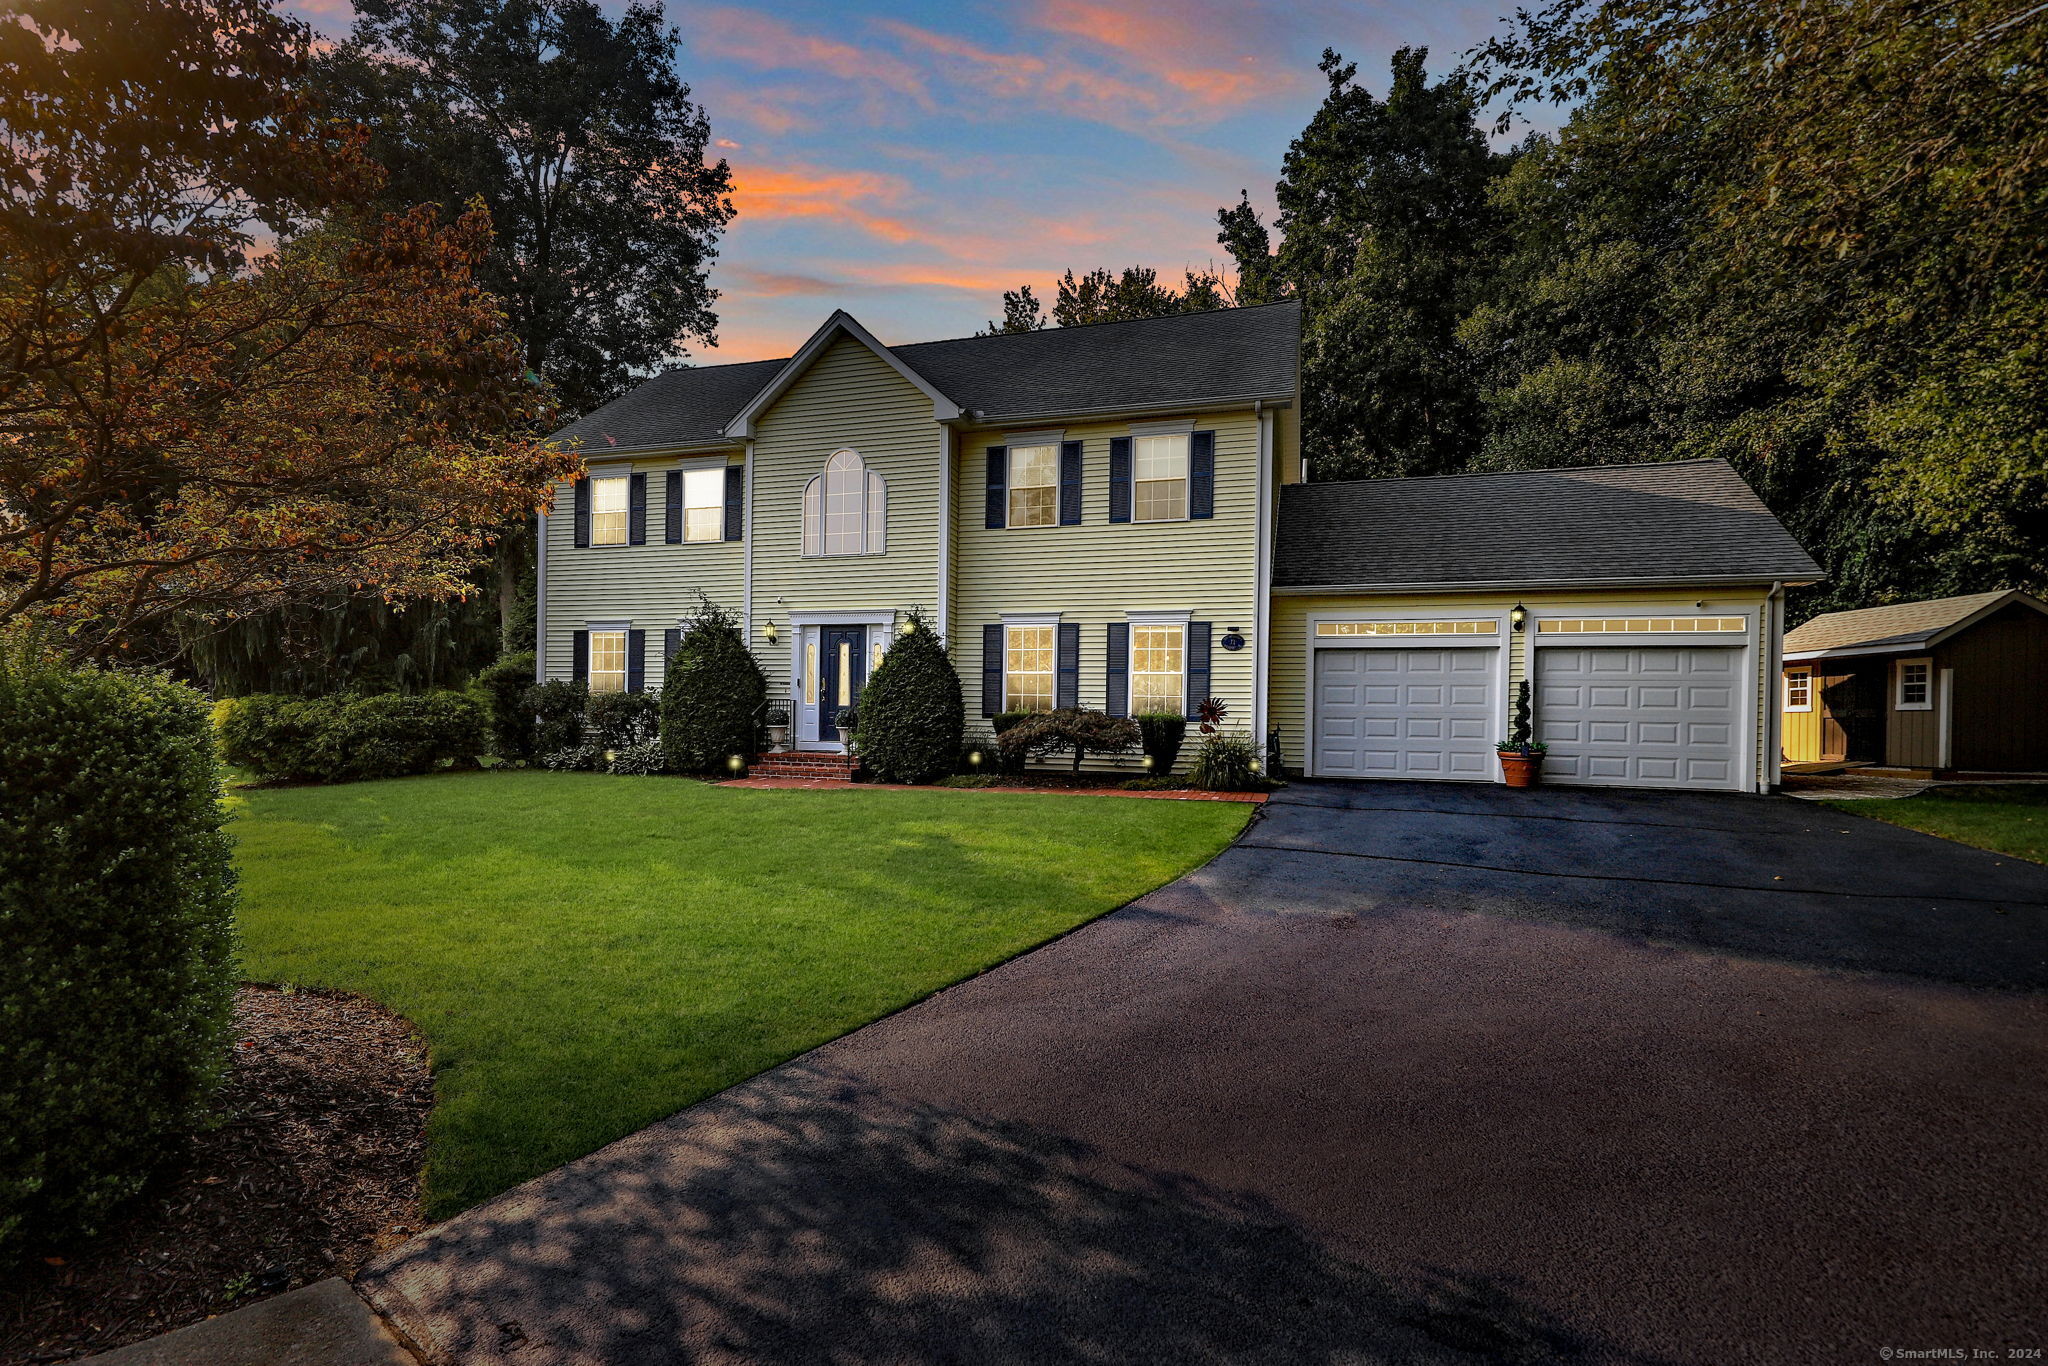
top-left (728, 162), bottom-right (933, 247)
top-left (1029, 0), bottom-right (1300, 108)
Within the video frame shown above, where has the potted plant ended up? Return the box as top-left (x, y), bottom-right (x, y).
top-left (1497, 681), bottom-right (1546, 787)
top-left (835, 706), bottom-right (858, 750)
top-left (764, 702), bottom-right (792, 754)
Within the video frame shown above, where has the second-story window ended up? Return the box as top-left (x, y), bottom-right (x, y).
top-left (590, 474), bottom-right (630, 545)
top-left (803, 449), bottom-right (887, 556)
top-left (682, 468), bottom-right (724, 542)
top-left (1133, 434), bottom-right (1188, 522)
top-left (1008, 444), bottom-right (1057, 527)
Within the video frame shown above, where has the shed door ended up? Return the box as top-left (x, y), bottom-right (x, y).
top-left (1537, 646), bottom-right (1743, 790)
top-left (1313, 648), bottom-right (1497, 781)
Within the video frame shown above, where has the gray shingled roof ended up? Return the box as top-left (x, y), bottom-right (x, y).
top-left (1274, 458), bottom-right (1823, 589)
top-left (1784, 590), bottom-right (2031, 654)
top-left (546, 302), bottom-right (1301, 451)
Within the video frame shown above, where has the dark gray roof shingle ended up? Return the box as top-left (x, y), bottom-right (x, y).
top-left (545, 302), bottom-right (1301, 450)
top-left (1784, 591), bottom-right (2029, 654)
top-left (1274, 459), bottom-right (1822, 589)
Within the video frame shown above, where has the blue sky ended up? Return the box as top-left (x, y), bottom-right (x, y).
top-left (289, 0), bottom-right (1523, 363)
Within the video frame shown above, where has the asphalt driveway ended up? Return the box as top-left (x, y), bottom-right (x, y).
top-left (361, 782), bottom-right (2048, 1365)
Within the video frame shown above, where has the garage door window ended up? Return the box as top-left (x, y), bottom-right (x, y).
top-left (1538, 617), bottom-right (1745, 633)
top-left (1315, 620), bottom-right (1498, 636)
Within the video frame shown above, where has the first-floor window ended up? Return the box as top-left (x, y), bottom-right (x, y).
top-left (682, 467), bottom-right (724, 541)
top-left (1005, 625), bottom-right (1055, 713)
top-left (1130, 624), bottom-right (1184, 714)
top-left (589, 629), bottom-right (627, 693)
top-left (1784, 668), bottom-right (1812, 712)
top-left (1896, 658), bottom-right (1932, 710)
top-left (590, 474), bottom-right (629, 545)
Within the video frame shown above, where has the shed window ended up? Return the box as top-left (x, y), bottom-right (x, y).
top-left (1784, 668), bottom-right (1812, 712)
top-left (1895, 658), bottom-right (1933, 711)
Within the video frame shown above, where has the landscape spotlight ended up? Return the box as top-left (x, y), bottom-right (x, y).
top-left (727, 754), bottom-right (745, 774)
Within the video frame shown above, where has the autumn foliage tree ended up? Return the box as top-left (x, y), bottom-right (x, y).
top-left (0, 0), bottom-right (579, 660)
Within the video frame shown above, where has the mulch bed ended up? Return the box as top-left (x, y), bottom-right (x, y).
top-left (0, 986), bottom-right (432, 1365)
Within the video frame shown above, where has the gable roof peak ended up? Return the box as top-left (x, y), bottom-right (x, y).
top-left (723, 309), bottom-right (960, 439)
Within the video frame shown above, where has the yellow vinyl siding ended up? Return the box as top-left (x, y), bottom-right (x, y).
top-left (541, 450), bottom-right (744, 690)
top-left (1270, 586), bottom-right (1776, 789)
top-left (951, 412), bottom-right (1262, 772)
top-left (748, 336), bottom-right (943, 693)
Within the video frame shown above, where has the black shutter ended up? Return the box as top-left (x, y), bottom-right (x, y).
top-left (1056, 622), bottom-right (1079, 710)
top-left (664, 471), bottom-right (682, 543)
top-left (984, 446), bottom-right (1007, 529)
top-left (724, 464), bottom-right (744, 541)
top-left (1108, 437), bottom-right (1132, 523)
top-left (1185, 621), bottom-right (1212, 715)
top-left (627, 629), bottom-right (647, 693)
top-left (1190, 430), bottom-right (1215, 519)
top-left (1059, 440), bottom-right (1083, 525)
top-left (1105, 623), bottom-right (1129, 718)
top-left (573, 479), bottom-right (591, 547)
top-left (571, 630), bottom-right (589, 683)
top-left (663, 628), bottom-right (682, 668)
top-left (981, 624), bottom-right (1004, 716)
top-left (628, 472), bottom-right (648, 545)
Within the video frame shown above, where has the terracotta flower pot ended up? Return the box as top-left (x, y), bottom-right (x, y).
top-left (1499, 751), bottom-right (1542, 788)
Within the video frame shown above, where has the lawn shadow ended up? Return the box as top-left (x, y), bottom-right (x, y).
top-left (361, 1064), bottom-right (1661, 1366)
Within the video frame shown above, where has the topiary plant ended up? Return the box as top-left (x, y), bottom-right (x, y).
top-left (1, 632), bottom-right (238, 1254)
top-left (660, 596), bottom-right (767, 772)
top-left (851, 610), bottom-right (964, 784)
top-left (993, 708), bottom-right (1141, 773)
top-left (1134, 712), bottom-right (1188, 775)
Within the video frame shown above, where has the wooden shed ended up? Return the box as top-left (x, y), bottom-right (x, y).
top-left (1781, 590), bottom-right (2048, 774)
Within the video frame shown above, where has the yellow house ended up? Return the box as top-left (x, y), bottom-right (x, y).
top-left (538, 303), bottom-right (1822, 792)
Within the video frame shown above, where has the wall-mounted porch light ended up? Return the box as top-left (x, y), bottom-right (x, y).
top-left (763, 621), bottom-right (779, 645)
top-left (1509, 603), bottom-right (1528, 632)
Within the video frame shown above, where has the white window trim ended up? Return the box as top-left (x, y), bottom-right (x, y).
top-left (1002, 428), bottom-right (1066, 447)
top-left (1125, 608), bottom-right (1193, 626)
top-left (585, 620), bottom-right (631, 694)
top-left (1126, 620), bottom-right (1187, 718)
top-left (1127, 417), bottom-right (1195, 438)
top-left (1006, 442), bottom-right (1061, 530)
top-left (588, 472), bottom-right (631, 546)
top-left (1783, 667), bottom-right (1813, 713)
top-left (1131, 431), bottom-right (1191, 525)
top-left (1895, 656), bottom-right (1934, 711)
top-left (1002, 619), bottom-right (1059, 714)
top-left (679, 464), bottom-right (725, 543)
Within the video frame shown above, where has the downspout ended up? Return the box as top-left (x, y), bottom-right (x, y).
top-left (741, 439), bottom-right (755, 650)
top-left (533, 502), bottom-right (548, 684)
top-left (936, 422), bottom-right (953, 641)
top-left (1765, 581), bottom-right (1784, 792)
top-left (1254, 401), bottom-right (1273, 769)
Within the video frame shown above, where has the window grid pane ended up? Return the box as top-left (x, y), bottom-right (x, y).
top-left (1132, 435), bottom-right (1187, 523)
top-left (1786, 671), bottom-right (1811, 708)
top-left (1316, 620), bottom-right (1499, 636)
top-left (1005, 625), bottom-right (1054, 713)
top-left (1130, 625), bottom-right (1183, 715)
top-left (683, 469), bottom-right (723, 542)
top-left (590, 476), bottom-right (628, 545)
top-left (1536, 617), bottom-right (1746, 633)
top-left (1008, 445), bottom-right (1057, 528)
top-left (589, 630), bottom-right (626, 693)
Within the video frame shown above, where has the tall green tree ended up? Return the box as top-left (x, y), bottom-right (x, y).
top-left (980, 266), bottom-right (1229, 336)
top-left (318, 0), bottom-right (735, 416)
top-left (1220, 49), bottom-right (1508, 480)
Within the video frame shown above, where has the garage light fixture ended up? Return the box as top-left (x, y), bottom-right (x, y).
top-left (1510, 604), bottom-right (1528, 632)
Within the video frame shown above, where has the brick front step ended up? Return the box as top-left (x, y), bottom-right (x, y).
top-left (749, 752), bottom-right (857, 781)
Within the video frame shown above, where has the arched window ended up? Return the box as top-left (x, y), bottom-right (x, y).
top-left (802, 449), bottom-right (886, 556)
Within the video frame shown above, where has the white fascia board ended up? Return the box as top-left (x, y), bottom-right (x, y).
top-left (724, 310), bottom-right (961, 438)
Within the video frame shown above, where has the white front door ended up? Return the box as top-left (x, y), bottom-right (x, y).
top-left (1313, 648), bottom-right (1498, 780)
top-left (1536, 646), bottom-right (1743, 789)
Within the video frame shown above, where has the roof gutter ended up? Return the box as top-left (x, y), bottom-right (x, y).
top-left (573, 439), bottom-right (743, 462)
top-left (1273, 574), bottom-right (1823, 596)
top-left (953, 392), bottom-right (1295, 429)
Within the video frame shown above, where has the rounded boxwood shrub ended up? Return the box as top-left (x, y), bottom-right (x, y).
top-left (476, 652), bottom-right (538, 763)
top-left (218, 693), bottom-right (342, 780)
top-left (660, 599), bottom-right (766, 772)
top-left (586, 691), bottom-right (659, 750)
top-left (524, 679), bottom-right (587, 757)
top-left (851, 611), bottom-right (963, 784)
top-left (1, 636), bottom-right (238, 1254)
top-left (1135, 712), bottom-right (1188, 775)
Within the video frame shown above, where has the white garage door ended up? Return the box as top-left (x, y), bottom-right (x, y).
top-left (1314, 648), bottom-right (1497, 780)
top-left (1536, 647), bottom-right (1744, 790)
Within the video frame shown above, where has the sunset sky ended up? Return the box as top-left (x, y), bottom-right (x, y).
top-left (286, 0), bottom-right (1526, 364)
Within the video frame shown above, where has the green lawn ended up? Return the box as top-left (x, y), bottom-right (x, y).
top-left (229, 770), bottom-right (1249, 1217)
top-left (1824, 784), bottom-right (2048, 865)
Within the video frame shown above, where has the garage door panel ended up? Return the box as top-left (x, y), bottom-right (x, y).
top-left (1315, 647), bottom-right (1497, 782)
top-left (1536, 646), bottom-right (1744, 791)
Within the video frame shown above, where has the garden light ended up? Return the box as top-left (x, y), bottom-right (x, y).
top-left (1142, 754), bottom-right (1156, 771)
top-left (968, 750), bottom-right (982, 768)
top-left (603, 749), bottom-right (617, 765)
top-left (727, 754), bottom-right (745, 774)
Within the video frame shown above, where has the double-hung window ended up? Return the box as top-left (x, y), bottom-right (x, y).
top-left (1008, 444), bottom-right (1058, 528)
top-left (1130, 624), bottom-right (1184, 714)
top-left (1133, 434), bottom-right (1188, 522)
top-left (588, 629), bottom-right (627, 694)
top-left (590, 475), bottom-right (629, 545)
top-left (1783, 667), bottom-right (1812, 712)
top-left (1004, 625), bottom-right (1055, 713)
top-left (1896, 658), bottom-right (1933, 710)
top-left (682, 468), bottom-right (723, 542)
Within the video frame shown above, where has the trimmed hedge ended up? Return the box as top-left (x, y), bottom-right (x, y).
top-left (219, 690), bottom-right (485, 783)
top-left (476, 652), bottom-right (537, 762)
top-left (1135, 713), bottom-right (1188, 775)
top-left (524, 679), bottom-right (587, 756)
top-left (661, 599), bottom-right (766, 772)
top-left (587, 691), bottom-right (659, 750)
top-left (851, 611), bottom-right (963, 784)
top-left (1, 638), bottom-right (238, 1254)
